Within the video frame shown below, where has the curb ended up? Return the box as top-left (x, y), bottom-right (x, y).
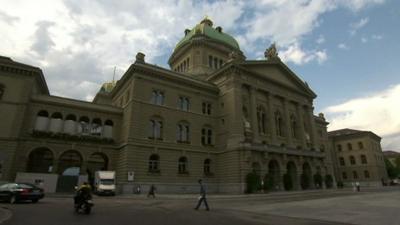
top-left (0, 207), bottom-right (12, 224)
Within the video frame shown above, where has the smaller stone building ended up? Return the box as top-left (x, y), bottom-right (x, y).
top-left (329, 129), bottom-right (388, 187)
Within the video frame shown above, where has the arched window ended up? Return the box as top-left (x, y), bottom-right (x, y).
top-left (91, 118), bottom-right (102, 136)
top-left (178, 96), bottom-right (190, 111)
top-left (37, 110), bottom-right (49, 117)
top-left (360, 155), bottom-right (367, 164)
top-left (201, 126), bottom-right (213, 145)
top-left (51, 112), bottom-right (63, 119)
top-left (257, 105), bottom-right (266, 134)
top-left (27, 148), bottom-right (54, 173)
top-left (358, 141), bottom-right (364, 149)
top-left (204, 159), bottom-right (211, 175)
top-left (352, 171), bottom-right (358, 179)
top-left (349, 155), bottom-right (356, 165)
top-left (339, 157), bottom-right (345, 166)
top-left (178, 157), bottom-right (188, 174)
top-left (149, 117), bottom-right (163, 140)
top-left (78, 116), bottom-right (90, 134)
top-left (275, 111), bottom-right (284, 137)
top-left (176, 122), bottom-right (190, 143)
top-left (65, 114), bottom-right (77, 121)
top-left (148, 154), bottom-right (160, 173)
top-left (151, 90), bottom-right (164, 105)
top-left (105, 120), bottom-right (114, 126)
top-left (290, 114), bottom-right (297, 138)
top-left (58, 150), bottom-right (83, 175)
top-left (364, 170), bottom-right (370, 178)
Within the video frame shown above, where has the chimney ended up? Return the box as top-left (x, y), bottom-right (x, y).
top-left (216, 26), bottom-right (222, 33)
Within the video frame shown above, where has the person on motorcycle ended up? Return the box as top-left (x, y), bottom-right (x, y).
top-left (74, 182), bottom-right (92, 207)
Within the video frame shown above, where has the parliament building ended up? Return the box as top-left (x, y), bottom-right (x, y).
top-left (0, 18), bottom-right (387, 193)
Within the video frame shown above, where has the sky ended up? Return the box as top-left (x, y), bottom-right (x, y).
top-left (0, 0), bottom-right (399, 150)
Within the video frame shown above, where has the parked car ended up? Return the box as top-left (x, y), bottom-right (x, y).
top-left (0, 183), bottom-right (44, 203)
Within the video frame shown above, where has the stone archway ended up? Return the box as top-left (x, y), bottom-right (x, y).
top-left (26, 148), bottom-right (54, 173)
top-left (266, 160), bottom-right (280, 191)
top-left (87, 153), bottom-right (109, 186)
top-left (284, 161), bottom-right (298, 191)
top-left (56, 150), bottom-right (83, 193)
top-left (301, 162), bottom-right (313, 190)
top-left (57, 150), bottom-right (83, 175)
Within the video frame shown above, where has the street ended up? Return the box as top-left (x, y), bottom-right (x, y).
top-left (1, 188), bottom-right (399, 225)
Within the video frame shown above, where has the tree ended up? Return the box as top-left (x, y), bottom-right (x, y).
top-left (385, 158), bottom-right (399, 179)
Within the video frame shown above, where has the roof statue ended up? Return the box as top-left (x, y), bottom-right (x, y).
top-left (265, 43), bottom-right (279, 61)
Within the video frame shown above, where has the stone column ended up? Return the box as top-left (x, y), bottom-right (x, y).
top-left (52, 159), bottom-right (59, 174)
top-left (267, 93), bottom-right (277, 144)
top-left (250, 87), bottom-right (259, 142)
top-left (307, 106), bottom-right (317, 150)
top-left (296, 104), bottom-right (307, 148)
top-left (283, 98), bottom-right (293, 147)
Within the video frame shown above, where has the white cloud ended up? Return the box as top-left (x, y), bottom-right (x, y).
top-left (0, 0), bottom-right (385, 101)
top-left (361, 37), bottom-right (368, 43)
top-left (372, 34), bottom-right (383, 40)
top-left (280, 43), bottom-right (327, 65)
top-left (350, 17), bottom-right (369, 35)
top-left (338, 43), bottom-right (349, 50)
top-left (336, 0), bottom-right (385, 11)
top-left (316, 35), bottom-right (325, 44)
top-left (324, 84), bottom-right (400, 150)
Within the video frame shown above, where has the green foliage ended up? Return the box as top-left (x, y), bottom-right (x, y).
top-left (246, 172), bottom-right (261, 193)
top-left (324, 175), bottom-right (334, 188)
top-left (385, 158), bottom-right (400, 179)
top-left (283, 173), bottom-right (293, 191)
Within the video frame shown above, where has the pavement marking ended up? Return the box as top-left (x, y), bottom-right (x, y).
top-left (0, 207), bottom-right (12, 224)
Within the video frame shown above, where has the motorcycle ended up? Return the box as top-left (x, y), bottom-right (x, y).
top-left (74, 198), bottom-right (94, 214)
top-left (74, 186), bottom-right (94, 214)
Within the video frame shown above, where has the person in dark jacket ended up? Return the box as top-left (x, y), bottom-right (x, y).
top-left (194, 179), bottom-right (209, 211)
top-left (147, 184), bottom-right (156, 198)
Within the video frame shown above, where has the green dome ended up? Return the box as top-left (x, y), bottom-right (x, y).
top-left (100, 81), bottom-right (116, 93)
top-left (175, 18), bottom-right (240, 51)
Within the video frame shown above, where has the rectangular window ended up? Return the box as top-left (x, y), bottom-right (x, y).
top-left (337, 144), bottom-right (342, 151)
top-left (219, 59), bottom-right (223, 67)
top-left (208, 55), bottom-right (213, 68)
top-left (348, 143), bottom-right (353, 151)
top-left (342, 172), bottom-right (347, 179)
top-left (214, 57), bottom-right (218, 69)
top-left (358, 142), bottom-right (364, 149)
top-left (202, 102), bottom-right (211, 115)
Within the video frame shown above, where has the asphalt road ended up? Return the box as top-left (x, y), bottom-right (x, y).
top-left (0, 195), bottom-right (348, 225)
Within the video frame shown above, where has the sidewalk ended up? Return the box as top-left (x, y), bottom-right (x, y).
top-left (0, 206), bottom-right (12, 224)
top-left (45, 186), bottom-right (398, 200)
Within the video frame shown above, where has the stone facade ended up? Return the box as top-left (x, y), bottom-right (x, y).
top-left (0, 18), bottom-right (386, 193)
top-left (329, 129), bottom-right (388, 187)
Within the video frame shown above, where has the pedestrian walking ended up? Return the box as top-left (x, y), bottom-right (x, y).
top-left (147, 184), bottom-right (156, 198)
top-left (194, 179), bottom-right (210, 211)
top-left (352, 182), bottom-right (356, 192)
top-left (356, 182), bottom-right (360, 192)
